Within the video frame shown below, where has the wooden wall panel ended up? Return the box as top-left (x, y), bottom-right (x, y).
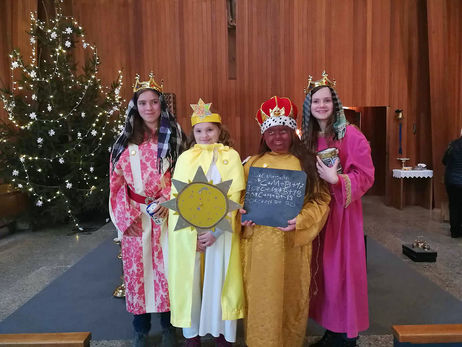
top-left (0, 1), bottom-right (10, 99)
top-left (0, 0), bottom-right (37, 121)
top-left (1, 0), bottom-right (459, 208)
top-left (70, 0), bottom-right (244, 149)
top-left (384, 0), bottom-right (432, 205)
top-left (427, 0), bottom-right (462, 208)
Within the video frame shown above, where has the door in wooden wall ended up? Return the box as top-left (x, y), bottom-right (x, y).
top-left (344, 109), bottom-right (361, 128)
top-left (344, 106), bottom-right (388, 196)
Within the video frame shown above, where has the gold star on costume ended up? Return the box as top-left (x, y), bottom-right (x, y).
top-left (160, 166), bottom-right (241, 233)
top-left (190, 98), bottom-right (212, 119)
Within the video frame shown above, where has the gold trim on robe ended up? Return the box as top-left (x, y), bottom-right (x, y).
top-left (339, 174), bottom-right (352, 208)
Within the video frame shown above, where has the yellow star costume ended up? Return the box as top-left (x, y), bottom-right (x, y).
top-left (167, 143), bottom-right (246, 328)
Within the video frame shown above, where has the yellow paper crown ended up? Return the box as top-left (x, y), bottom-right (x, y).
top-left (190, 98), bottom-right (221, 126)
top-left (133, 72), bottom-right (163, 93)
top-left (304, 70), bottom-right (336, 95)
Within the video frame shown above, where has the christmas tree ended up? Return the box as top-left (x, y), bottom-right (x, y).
top-left (0, 0), bottom-right (125, 230)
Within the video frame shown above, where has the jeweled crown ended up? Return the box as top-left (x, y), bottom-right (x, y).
top-left (304, 71), bottom-right (336, 95)
top-left (255, 96), bottom-right (298, 134)
top-left (133, 72), bottom-right (163, 93)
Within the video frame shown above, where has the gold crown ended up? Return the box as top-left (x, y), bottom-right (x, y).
top-left (133, 72), bottom-right (163, 93)
top-left (304, 71), bottom-right (336, 94)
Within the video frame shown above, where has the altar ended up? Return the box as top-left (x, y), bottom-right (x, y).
top-left (391, 169), bottom-right (433, 210)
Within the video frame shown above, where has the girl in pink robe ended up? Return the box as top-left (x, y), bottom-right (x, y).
top-left (110, 140), bottom-right (172, 314)
top-left (302, 76), bottom-right (374, 347)
top-left (109, 79), bottom-right (185, 347)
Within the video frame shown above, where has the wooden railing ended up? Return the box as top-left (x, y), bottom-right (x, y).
top-left (0, 332), bottom-right (91, 346)
top-left (393, 324), bottom-right (462, 346)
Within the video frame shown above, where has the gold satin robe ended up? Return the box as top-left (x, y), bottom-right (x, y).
top-left (241, 152), bottom-right (330, 347)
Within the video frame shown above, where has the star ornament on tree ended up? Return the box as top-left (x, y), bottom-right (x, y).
top-left (160, 166), bottom-right (241, 233)
top-left (190, 98), bottom-right (212, 118)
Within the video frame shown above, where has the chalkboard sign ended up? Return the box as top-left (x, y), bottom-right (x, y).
top-left (242, 167), bottom-right (307, 227)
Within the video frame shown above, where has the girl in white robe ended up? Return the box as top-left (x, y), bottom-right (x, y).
top-left (167, 99), bottom-right (245, 347)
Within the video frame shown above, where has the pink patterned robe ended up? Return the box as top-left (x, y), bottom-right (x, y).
top-left (109, 139), bottom-right (171, 314)
top-left (309, 125), bottom-right (375, 338)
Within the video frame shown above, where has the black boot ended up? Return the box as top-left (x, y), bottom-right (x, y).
top-left (132, 313), bottom-right (150, 347)
top-left (133, 332), bottom-right (147, 347)
top-left (161, 327), bottom-right (177, 347)
top-left (339, 335), bottom-right (358, 347)
top-left (310, 330), bottom-right (339, 346)
top-left (215, 334), bottom-right (232, 347)
top-left (159, 311), bottom-right (177, 347)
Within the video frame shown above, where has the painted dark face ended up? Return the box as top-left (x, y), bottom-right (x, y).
top-left (263, 125), bottom-right (293, 153)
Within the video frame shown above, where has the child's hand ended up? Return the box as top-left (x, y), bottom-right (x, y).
top-left (198, 232), bottom-right (216, 248)
top-left (316, 156), bottom-right (339, 185)
top-left (242, 220), bottom-right (256, 227)
top-left (153, 197), bottom-right (169, 218)
top-left (240, 208), bottom-right (256, 227)
top-left (277, 217), bottom-right (296, 232)
top-left (196, 239), bottom-right (206, 252)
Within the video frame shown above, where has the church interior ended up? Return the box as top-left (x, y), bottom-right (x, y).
top-left (0, 0), bottom-right (461, 346)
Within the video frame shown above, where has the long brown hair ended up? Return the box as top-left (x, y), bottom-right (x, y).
top-left (254, 130), bottom-right (321, 198)
top-left (187, 123), bottom-right (233, 148)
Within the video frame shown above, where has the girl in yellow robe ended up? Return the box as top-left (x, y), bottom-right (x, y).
top-left (168, 99), bottom-right (245, 346)
top-left (241, 96), bottom-right (331, 347)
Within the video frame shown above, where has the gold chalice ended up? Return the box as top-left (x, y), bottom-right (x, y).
top-left (397, 157), bottom-right (410, 170)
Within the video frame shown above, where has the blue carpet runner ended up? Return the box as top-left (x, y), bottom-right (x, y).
top-left (1, 236), bottom-right (461, 340)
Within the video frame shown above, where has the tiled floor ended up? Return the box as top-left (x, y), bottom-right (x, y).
top-left (0, 195), bottom-right (460, 347)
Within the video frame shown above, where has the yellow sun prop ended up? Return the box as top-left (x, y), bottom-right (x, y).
top-left (160, 166), bottom-right (241, 233)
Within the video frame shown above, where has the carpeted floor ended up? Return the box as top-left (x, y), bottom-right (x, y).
top-left (366, 237), bottom-right (462, 333)
top-left (1, 234), bottom-right (461, 341)
top-left (0, 236), bottom-right (134, 340)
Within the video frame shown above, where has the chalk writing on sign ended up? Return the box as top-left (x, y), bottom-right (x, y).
top-left (243, 167), bottom-right (307, 227)
top-left (246, 172), bottom-right (305, 207)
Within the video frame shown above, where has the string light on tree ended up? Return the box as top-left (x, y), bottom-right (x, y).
top-left (0, 0), bottom-right (126, 230)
